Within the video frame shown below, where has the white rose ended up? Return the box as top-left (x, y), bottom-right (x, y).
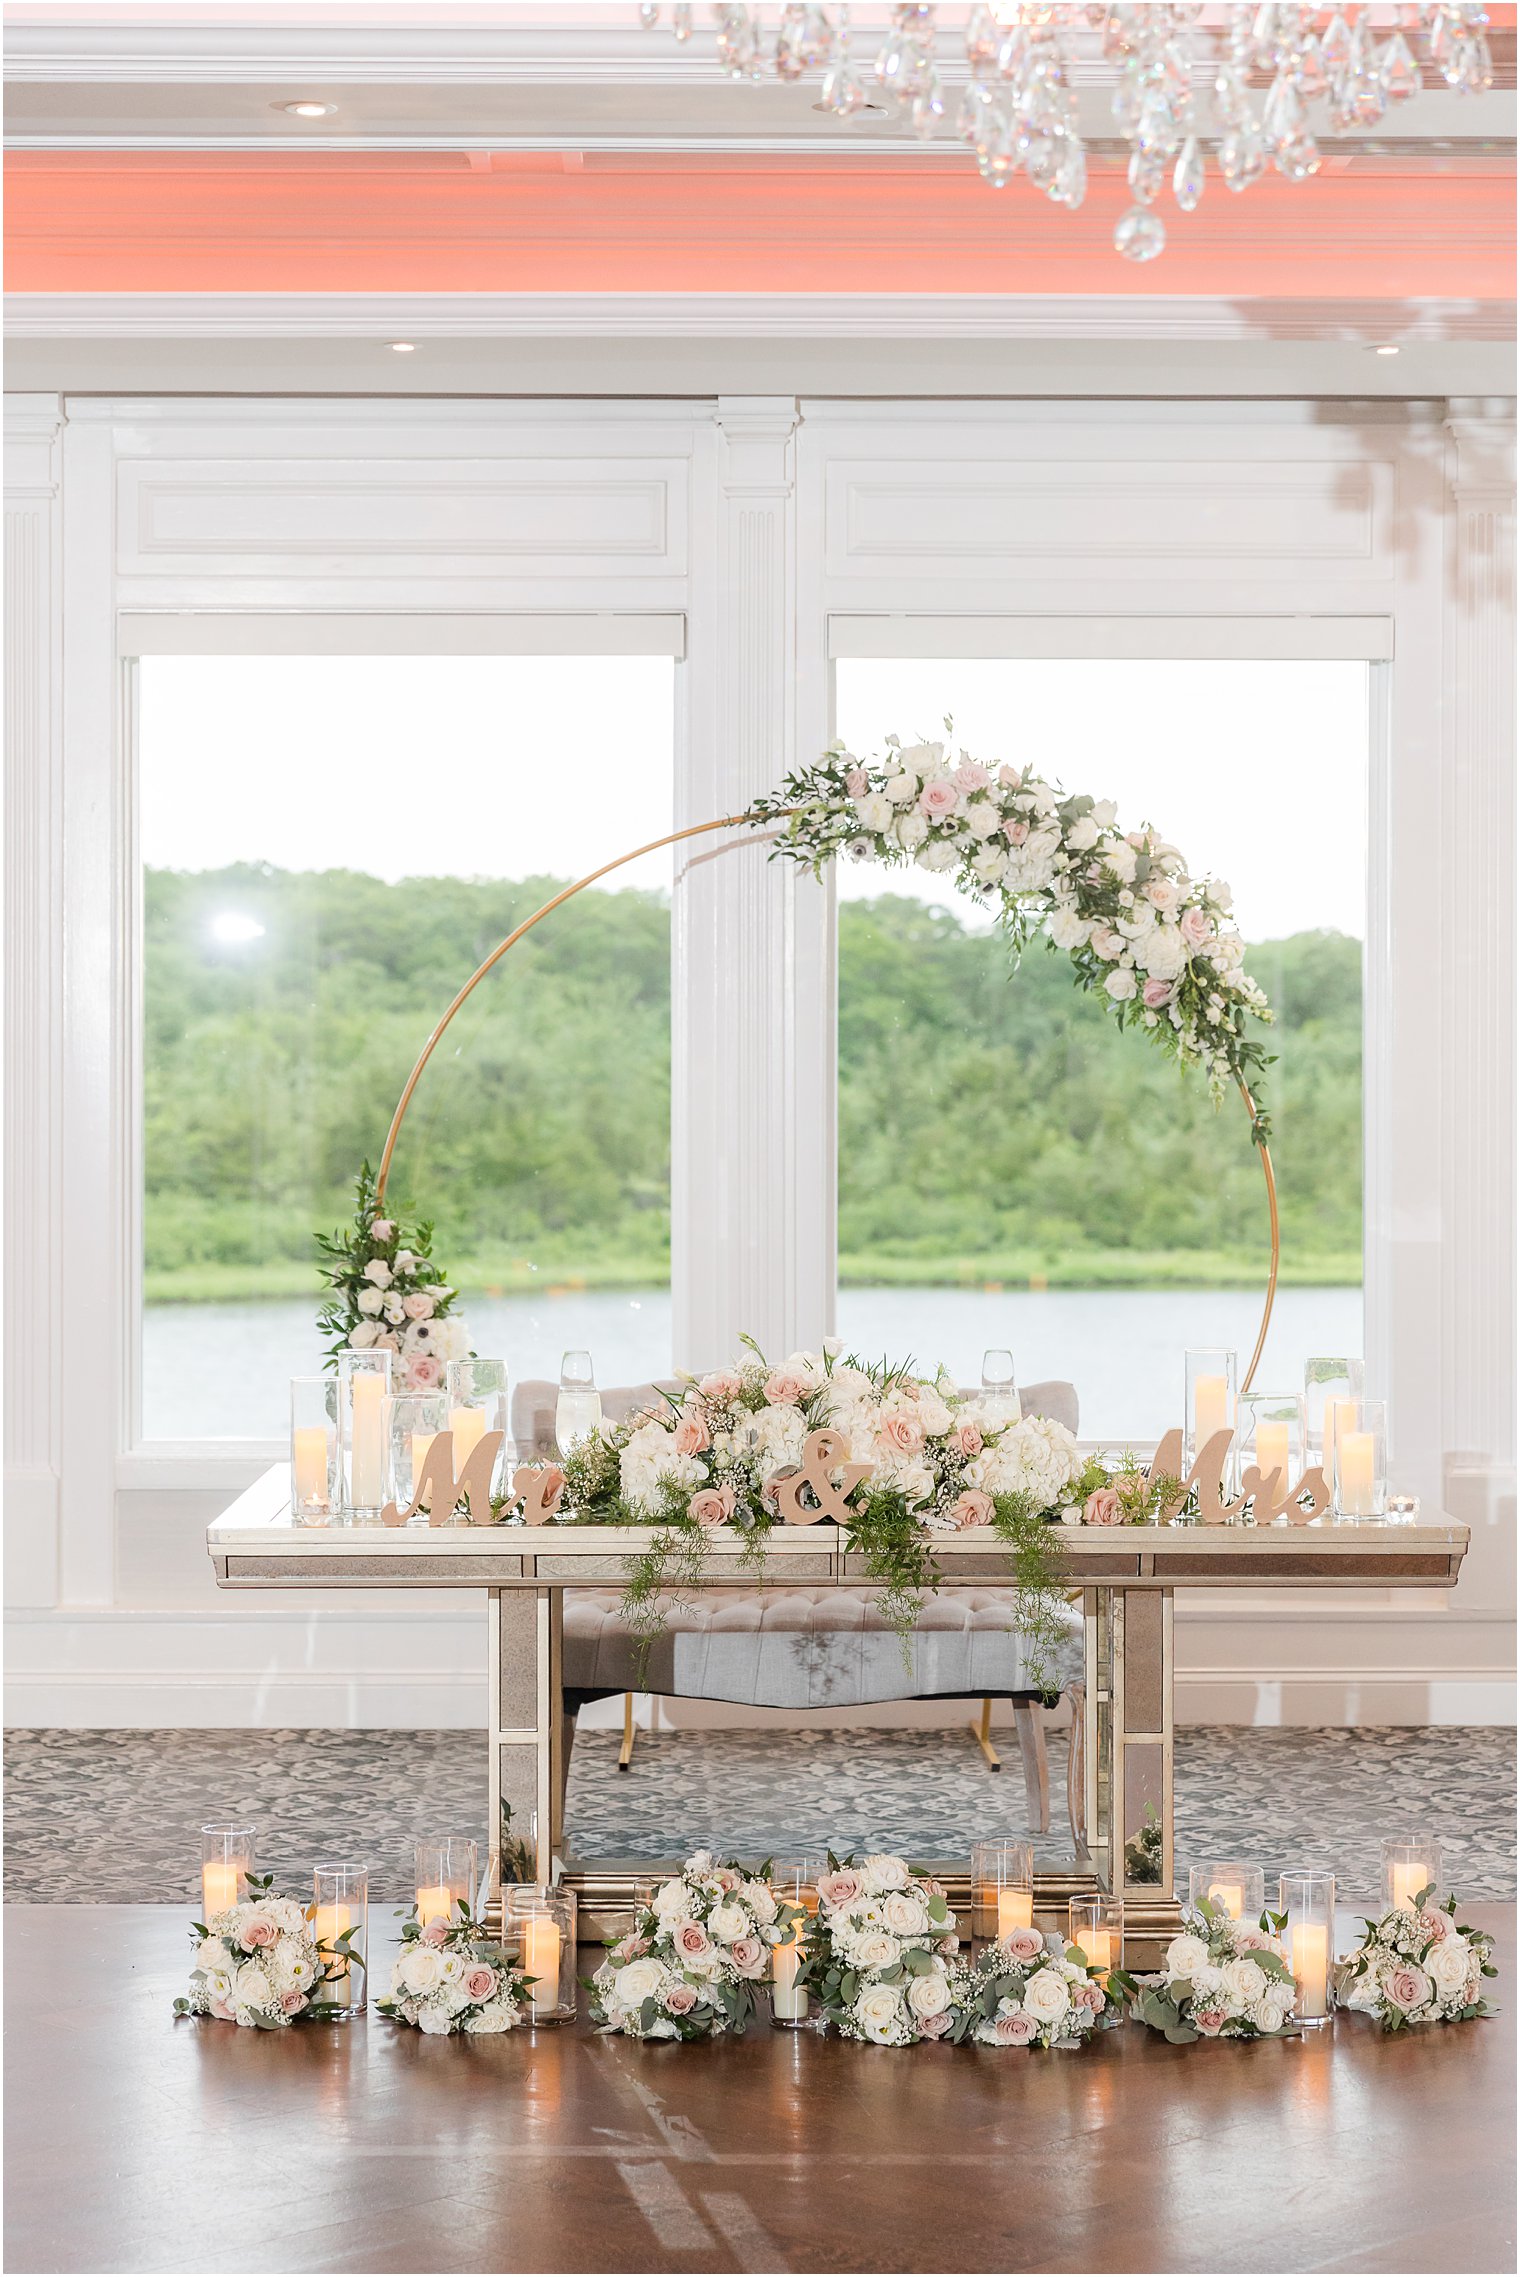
top-left (907, 1971), bottom-right (951, 2019)
top-left (1066, 814), bottom-right (1099, 850)
top-left (1104, 966), bottom-right (1138, 1001)
top-left (895, 813), bottom-right (929, 850)
top-left (652, 1878), bottom-right (692, 1922)
top-left (416, 2004), bottom-right (452, 2034)
top-left (709, 1903), bottom-right (749, 1945)
top-left (1190, 1963), bottom-right (1226, 1998)
top-left (347, 1322), bottom-right (381, 1350)
top-left (971, 846), bottom-right (1008, 884)
top-left (917, 841), bottom-right (960, 874)
top-left (852, 1931), bottom-right (901, 1971)
top-left (882, 1890), bottom-right (930, 1938)
top-left (1047, 905), bottom-right (1090, 951)
top-left (614, 1958), bottom-right (667, 2009)
top-left (861, 1853), bottom-right (910, 1895)
top-left (1427, 1937), bottom-right (1471, 1994)
top-left (852, 792), bottom-right (891, 833)
top-left (356, 1286), bottom-right (385, 1315)
top-left (747, 1884), bottom-right (777, 1926)
top-left (401, 1945), bottom-right (444, 1996)
top-left (1248, 1997), bottom-right (1286, 2033)
top-left (463, 1999), bottom-right (515, 2034)
top-left (964, 799), bottom-right (1002, 840)
top-left (1165, 1934), bottom-right (1211, 1980)
top-left (363, 1259), bottom-right (392, 1288)
top-left (884, 772), bottom-right (919, 805)
top-left (1021, 1968), bottom-right (1071, 2023)
top-left (233, 1962), bottom-right (272, 2011)
top-left (853, 1984), bottom-right (906, 2044)
top-left (1222, 1956), bottom-right (1267, 2007)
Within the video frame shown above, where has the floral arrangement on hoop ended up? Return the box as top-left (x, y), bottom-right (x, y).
top-left (1334, 1889), bottom-right (1497, 2031)
top-left (588, 1851), bottom-right (796, 2040)
top-left (1117, 1898), bottom-right (1298, 2042)
top-left (748, 732), bottom-right (1273, 1139)
top-left (559, 1340), bottom-right (1077, 1670)
top-left (317, 1162), bottom-right (472, 1390)
top-left (377, 1900), bottom-right (529, 2036)
top-left (174, 1875), bottom-right (339, 2028)
top-left (799, 1852), bottom-right (960, 2044)
top-left (944, 1930), bottom-right (1112, 2048)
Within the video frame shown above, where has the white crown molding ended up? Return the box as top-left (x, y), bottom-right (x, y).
top-left (6, 292), bottom-right (1514, 345)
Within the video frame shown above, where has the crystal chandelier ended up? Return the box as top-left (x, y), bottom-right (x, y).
top-left (637, 4), bottom-right (1498, 261)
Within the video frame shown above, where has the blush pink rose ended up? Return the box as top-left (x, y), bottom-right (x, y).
top-left (920, 2009), bottom-right (955, 2038)
top-left (949, 1489), bottom-right (994, 1531)
top-left (674, 1414), bottom-right (710, 1457)
top-left (688, 1486), bottom-right (735, 1529)
top-left (1180, 907), bottom-right (1213, 949)
top-left (1003, 820), bottom-right (1030, 846)
top-left (535, 1463), bottom-right (567, 1514)
top-left (1386, 1966), bottom-right (1430, 2011)
top-left (1235, 1929), bottom-right (1273, 1951)
top-left (674, 1921), bottom-right (711, 1961)
top-left (370, 1220), bottom-right (394, 1241)
top-left (992, 2011), bottom-right (1039, 2044)
top-left (998, 765), bottom-right (1023, 789)
top-left (402, 1291), bottom-right (436, 1321)
top-left (1001, 1927), bottom-right (1046, 1965)
top-left (843, 768), bottom-right (870, 798)
top-left (464, 1965), bottom-right (499, 2001)
top-left (208, 1998), bottom-right (236, 2022)
top-left (280, 1990), bottom-right (308, 2015)
top-left (712, 1869), bottom-right (740, 1893)
top-left (953, 1422), bottom-right (984, 1458)
top-left (420, 1920), bottom-right (449, 1948)
top-left (1073, 1979), bottom-right (1107, 2014)
top-left (1418, 1908), bottom-right (1450, 1943)
top-left (763, 1370), bottom-right (808, 1407)
top-left (918, 780), bottom-right (961, 819)
top-left (405, 1355), bottom-right (443, 1391)
top-left (953, 761), bottom-right (992, 793)
top-left (1146, 878), bottom-right (1180, 911)
top-left (664, 1981), bottom-right (699, 2014)
top-left (730, 1936), bottom-right (767, 1978)
top-left (880, 1413), bottom-right (924, 1456)
top-left (1195, 2007), bottom-right (1228, 2036)
top-left (240, 1915), bottom-right (277, 1950)
top-left (699, 1370), bottom-right (742, 1401)
top-left (1142, 978), bottom-right (1175, 1009)
top-left (1083, 1488), bottom-right (1125, 1528)
top-left (817, 1870), bottom-right (863, 1909)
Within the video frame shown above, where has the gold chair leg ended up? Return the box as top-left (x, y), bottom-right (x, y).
top-left (969, 1697), bottom-right (1002, 1772)
top-left (617, 1691), bottom-right (637, 1772)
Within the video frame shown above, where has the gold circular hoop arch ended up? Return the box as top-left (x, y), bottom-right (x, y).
top-left (375, 814), bottom-right (1280, 1395)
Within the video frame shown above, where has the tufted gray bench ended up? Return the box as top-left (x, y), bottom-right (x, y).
top-left (514, 1376), bottom-right (1086, 1841)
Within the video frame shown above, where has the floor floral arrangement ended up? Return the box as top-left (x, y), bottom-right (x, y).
top-left (1334, 1890), bottom-right (1498, 2031)
top-left (377, 1900), bottom-right (529, 2036)
top-left (946, 1933), bottom-right (1113, 2048)
top-left (174, 1875), bottom-right (341, 2029)
top-left (799, 1851), bottom-right (961, 2044)
top-left (1116, 1897), bottom-right (1300, 2042)
top-left (589, 1851), bottom-right (799, 2040)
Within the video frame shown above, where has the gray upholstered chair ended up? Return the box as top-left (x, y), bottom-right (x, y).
top-left (511, 1376), bottom-right (1084, 1841)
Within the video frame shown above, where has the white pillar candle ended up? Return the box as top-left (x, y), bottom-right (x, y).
top-left (449, 1405), bottom-right (487, 1462)
top-left (1076, 1925), bottom-right (1113, 1982)
top-left (1194, 1374), bottom-right (1230, 1449)
top-left (522, 1915), bottom-right (562, 2013)
top-left (293, 1426), bottom-right (329, 1511)
top-left (201, 1860), bottom-right (241, 1917)
top-left (1388, 1859), bottom-right (1433, 1914)
top-left (771, 1932), bottom-right (809, 2021)
top-left (1290, 1920), bottom-right (1329, 2018)
top-left (1321, 1397), bottom-right (1355, 1475)
top-left (1339, 1430), bottom-right (1375, 1516)
top-left (314, 1903), bottom-right (352, 2002)
top-left (1254, 1422), bottom-right (1290, 1499)
top-left (350, 1372), bottom-right (385, 1507)
top-left (415, 1883), bottom-right (454, 1928)
top-left (997, 1887), bottom-right (1034, 1936)
top-left (1209, 1880), bottom-right (1245, 1920)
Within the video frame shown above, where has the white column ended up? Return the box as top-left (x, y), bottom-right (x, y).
top-left (4, 395), bottom-right (65, 1608)
top-left (675, 398), bottom-right (834, 1371)
top-left (1441, 403), bottom-right (1516, 1599)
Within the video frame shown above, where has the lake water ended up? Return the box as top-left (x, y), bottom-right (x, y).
top-left (144, 1285), bottom-right (1361, 1443)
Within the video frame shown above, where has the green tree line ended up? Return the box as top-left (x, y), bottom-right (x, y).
top-left (144, 864), bottom-right (1360, 1302)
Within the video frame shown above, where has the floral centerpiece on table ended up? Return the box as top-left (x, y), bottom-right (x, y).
top-left (1335, 1889), bottom-right (1497, 2031)
top-left (748, 732), bottom-right (1273, 1134)
top-left (589, 1851), bottom-right (796, 2041)
top-left (317, 1162), bottom-right (472, 1392)
top-left (377, 1900), bottom-right (529, 2036)
top-left (1118, 1899), bottom-right (1298, 2042)
top-left (558, 1340), bottom-right (1079, 1669)
top-left (1069, 1452), bottom-right (1188, 1528)
top-left (799, 1852), bottom-right (960, 2045)
top-left (944, 1930), bottom-right (1112, 2048)
top-left (174, 1875), bottom-right (335, 2028)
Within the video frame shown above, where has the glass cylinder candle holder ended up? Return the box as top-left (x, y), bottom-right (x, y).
top-left (507, 1885), bottom-right (578, 2024)
top-left (1279, 1868), bottom-right (1335, 2028)
top-left (338, 1348), bottom-right (393, 1521)
top-left (1184, 1349), bottom-right (1238, 1489)
top-left (445, 1356), bottom-right (512, 1503)
top-left (1068, 1895), bottom-right (1123, 1989)
top-left (1304, 1356), bottom-right (1364, 1479)
top-left (200, 1824), bottom-right (255, 1920)
top-left (289, 1376), bottom-right (338, 1525)
top-left (768, 1856), bottom-right (824, 2027)
top-left (384, 1391), bottom-right (449, 1521)
top-left (414, 1836), bottom-right (477, 1927)
top-left (1383, 1835), bottom-right (1443, 1916)
top-left (312, 1863), bottom-right (368, 2015)
top-left (971, 1839), bottom-right (1035, 1945)
top-left (1187, 1861), bottom-right (1265, 1927)
top-left (1238, 1391), bottom-right (1302, 1524)
top-left (1332, 1397), bottom-right (1387, 1522)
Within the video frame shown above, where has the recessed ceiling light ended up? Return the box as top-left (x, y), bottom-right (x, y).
top-left (1372, 343), bottom-right (1401, 356)
top-left (278, 101), bottom-right (336, 118)
top-left (811, 96), bottom-right (889, 115)
top-left (388, 342), bottom-right (416, 353)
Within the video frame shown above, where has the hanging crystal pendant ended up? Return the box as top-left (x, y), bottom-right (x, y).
top-left (1217, 125), bottom-right (1267, 191)
top-left (1114, 205), bottom-right (1167, 262)
top-left (671, 3), bottom-right (692, 42)
top-left (910, 66), bottom-right (945, 138)
top-left (638, 2), bottom-right (659, 27)
top-left (1173, 136), bottom-right (1205, 211)
top-left (1128, 144), bottom-right (1167, 204)
top-left (1051, 136), bottom-right (1087, 209)
top-left (1380, 28), bottom-right (1421, 99)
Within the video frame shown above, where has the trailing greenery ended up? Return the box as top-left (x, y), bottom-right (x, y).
top-left (143, 864), bottom-right (1362, 1300)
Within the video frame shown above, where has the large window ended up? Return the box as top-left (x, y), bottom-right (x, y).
top-left (139, 651), bottom-right (675, 1440)
top-left (833, 657), bottom-right (1366, 1439)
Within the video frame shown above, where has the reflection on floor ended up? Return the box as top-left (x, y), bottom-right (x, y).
top-left (4, 1722), bottom-right (1513, 1907)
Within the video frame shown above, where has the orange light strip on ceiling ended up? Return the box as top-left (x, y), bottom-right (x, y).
top-left (5, 150), bottom-right (1512, 297)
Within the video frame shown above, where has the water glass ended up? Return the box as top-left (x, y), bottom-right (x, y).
top-left (556, 1350), bottom-right (603, 1452)
top-left (980, 1348), bottom-right (1020, 1420)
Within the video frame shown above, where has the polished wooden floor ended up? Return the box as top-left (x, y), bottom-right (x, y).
top-left (5, 1907), bottom-right (1514, 2276)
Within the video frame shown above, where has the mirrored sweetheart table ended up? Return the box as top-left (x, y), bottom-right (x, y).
top-left (208, 1470), bottom-right (1468, 1961)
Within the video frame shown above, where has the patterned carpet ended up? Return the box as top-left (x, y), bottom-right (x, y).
top-left (4, 1724), bottom-right (1513, 1909)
